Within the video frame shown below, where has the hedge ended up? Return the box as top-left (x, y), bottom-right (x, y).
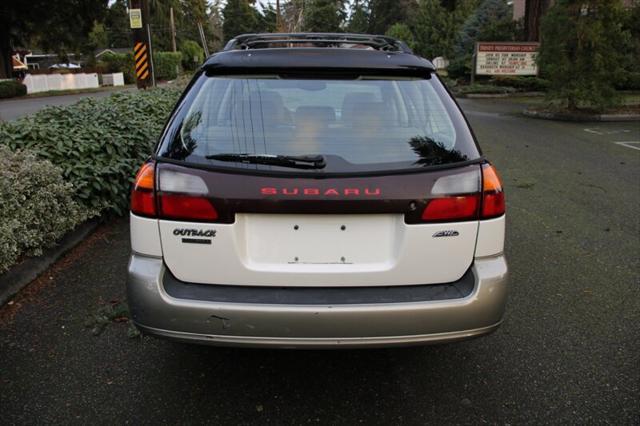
top-left (0, 88), bottom-right (181, 216)
top-left (180, 40), bottom-right (204, 71)
top-left (97, 51), bottom-right (182, 82)
top-left (491, 76), bottom-right (551, 92)
top-left (0, 146), bottom-right (90, 273)
top-left (98, 52), bottom-right (136, 84)
top-left (154, 52), bottom-right (182, 80)
top-left (0, 80), bottom-right (27, 99)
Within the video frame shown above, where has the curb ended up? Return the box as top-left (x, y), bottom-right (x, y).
top-left (523, 109), bottom-right (640, 122)
top-left (0, 219), bottom-right (100, 306)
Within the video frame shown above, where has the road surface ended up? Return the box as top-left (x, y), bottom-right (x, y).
top-left (0, 87), bottom-right (133, 122)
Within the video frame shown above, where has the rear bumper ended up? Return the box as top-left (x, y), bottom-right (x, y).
top-left (127, 255), bottom-right (508, 348)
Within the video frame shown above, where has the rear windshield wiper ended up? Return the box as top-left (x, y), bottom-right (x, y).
top-left (205, 153), bottom-right (326, 169)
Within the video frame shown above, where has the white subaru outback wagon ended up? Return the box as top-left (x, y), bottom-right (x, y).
top-left (127, 33), bottom-right (508, 348)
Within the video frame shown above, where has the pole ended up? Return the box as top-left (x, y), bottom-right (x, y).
top-left (470, 43), bottom-right (477, 85)
top-left (130, 0), bottom-right (152, 89)
top-left (169, 6), bottom-right (179, 77)
top-left (198, 22), bottom-right (210, 57)
top-left (169, 7), bottom-right (177, 52)
top-left (146, 23), bottom-right (156, 87)
top-left (276, 0), bottom-right (281, 31)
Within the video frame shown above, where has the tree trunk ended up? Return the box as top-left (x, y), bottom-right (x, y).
top-left (524, 0), bottom-right (552, 41)
top-left (0, 25), bottom-right (11, 79)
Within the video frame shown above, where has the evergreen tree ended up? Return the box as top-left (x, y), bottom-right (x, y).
top-left (368, 0), bottom-right (417, 34)
top-left (385, 23), bottom-right (416, 51)
top-left (223, 0), bottom-right (261, 41)
top-left (258, 2), bottom-right (278, 33)
top-left (537, 0), bottom-right (629, 110)
top-left (303, 0), bottom-right (347, 33)
top-left (411, 0), bottom-right (453, 59)
top-left (104, 0), bottom-right (131, 48)
top-left (208, 0), bottom-right (225, 52)
top-left (347, 0), bottom-right (371, 33)
top-left (454, 0), bottom-right (510, 57)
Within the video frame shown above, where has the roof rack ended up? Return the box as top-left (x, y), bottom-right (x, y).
top-left (224, 33), bottom-right (413, 54)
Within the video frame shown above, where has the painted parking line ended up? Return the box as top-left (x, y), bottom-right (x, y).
top-left (584, 127), bottom-right (632, 135)
top-left (614, 141), bottom-right (640, 151)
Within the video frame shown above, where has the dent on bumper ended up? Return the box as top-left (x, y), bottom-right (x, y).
top-left (126, 255), bottom-right (508, 348)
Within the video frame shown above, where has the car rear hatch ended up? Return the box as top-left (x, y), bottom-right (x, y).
top-left (136, 55), bottom-right (493, 287)
top-left (150, 162), bottom-right (482, 286)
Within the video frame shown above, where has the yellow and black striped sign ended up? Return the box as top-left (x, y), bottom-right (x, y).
top-left (134, 42), bottom-right (150, 81)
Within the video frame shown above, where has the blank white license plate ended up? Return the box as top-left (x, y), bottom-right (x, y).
top-left (242, 214), bottom-right (401, 265)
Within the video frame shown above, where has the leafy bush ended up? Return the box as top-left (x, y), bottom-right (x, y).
top-left (98, 52), bottom-right (135, 84)
top-left (0, 88), bottom-right (181, 215)
top-left (491, 76), bottom-right (551, 92)
top-left (0, 146), bottom-right (90, 273)
top-left (0, 80), bottom-right (27, 99)
top-left (180, 40), bottom-right (204, 71)
top-left (615, 72), bottom-right (640, 91)
top-left (153, 52), bottom-right (182, 81)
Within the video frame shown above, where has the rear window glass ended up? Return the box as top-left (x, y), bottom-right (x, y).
top-left (159, 75), bottom-right (480, 174)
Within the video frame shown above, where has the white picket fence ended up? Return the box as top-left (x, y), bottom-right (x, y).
top-left (23, 73), bottom-right (100, 94)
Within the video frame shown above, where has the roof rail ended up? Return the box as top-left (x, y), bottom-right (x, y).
top-left (224, 33), bottom-right (413, 54)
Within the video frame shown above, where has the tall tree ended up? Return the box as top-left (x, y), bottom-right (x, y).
top-left (281, 0), bottom-right (305, 32)
top-left (303, 0), bottom-right (347, 32)
top-left (411, 0), bottom-right (453, 59)
top-left (258, 2), bottom-right (279, 33)
top-left (347, 0), bottom-right (371, 33)
top-left (524, 0), bottom-right (552, 41)
top-left (0, 0), bottom-right (109, 77)
top-left (368, 0), bottom-right (417, 34)
top-left (385, 23), bottom-right (416, 50)
top-left (223, 0), bottom-right (261, 42)
top-left (104, 0), bottom-right (131, 48)
top-left (455, 0), bottom-right (511, 56)
top-left (537, 0), bottom-right (629, 110)
top-left (208, 0), bottom-right (225, 52)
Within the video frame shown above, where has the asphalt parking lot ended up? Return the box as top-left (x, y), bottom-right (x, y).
top-left (1, 98), bottom-right (638, 424)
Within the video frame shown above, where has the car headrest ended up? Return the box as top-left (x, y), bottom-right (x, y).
top-left (352, 102), bottom-right (388, 129)
top-left (342, 92), bottom-right (376, 123)
top-left (295, 106), bottom-right (335, 126)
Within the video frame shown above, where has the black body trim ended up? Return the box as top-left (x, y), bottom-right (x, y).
top-left (162, 266), bottom-right (475, 305)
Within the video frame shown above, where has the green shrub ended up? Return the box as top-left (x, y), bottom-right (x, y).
top-left (457, 84), bottom-right (516, 95)
top-left (180, 40), bottom-right (204, 71)
top-left (98, 52), bottom-right (135, 84)
top-left (491, 76), bottom-right (551, 92)
top-left (0, 80), bottom-right (27, 99)
top-left (0, 88), bottom-right (181, 215)
top-left (615, 72), bottom-right (640, 91)
top-left (153, 52), bottom-right (182, 80)
top-left (0, 146), bottom-right (90, 273)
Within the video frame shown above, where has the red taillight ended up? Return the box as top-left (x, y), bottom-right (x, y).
top-left (422, 194), bottom-right (480, 222)
top-left (418, 163), bottom-right (505, 222)
top-left (131, 162), bottom-right (156, 217)
top-left (481, 164), bottom-right (505, 218)
top-left (158, 193), bottom-right (219, 221)
top-left (131, 163), bottom-right (220, 221)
